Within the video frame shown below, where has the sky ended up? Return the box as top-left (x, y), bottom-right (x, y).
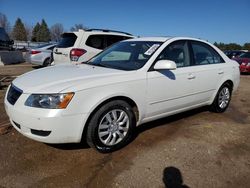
top-left (0, 0), bottom-right (249, 44)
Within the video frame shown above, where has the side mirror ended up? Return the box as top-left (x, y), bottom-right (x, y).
top-left (154, 60), bottom-right (177, 70)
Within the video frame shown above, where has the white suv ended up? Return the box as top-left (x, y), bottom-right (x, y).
top-left (53, 29), bottom-right (134, 64)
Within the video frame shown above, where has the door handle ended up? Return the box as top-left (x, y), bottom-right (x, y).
top-left (187, 74), bottom-right (196, 80)
top-left (218, 70), bottom-right (224, 75)
top-left (54, 51), bottom-right (62, 55)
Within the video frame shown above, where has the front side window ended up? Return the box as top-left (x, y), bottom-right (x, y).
top-left (156, 40), bottom-right (190, 68)
top-left (191, 42), bottom-right (224, 65)
top-left (88, 41), bottom-right (163, 71)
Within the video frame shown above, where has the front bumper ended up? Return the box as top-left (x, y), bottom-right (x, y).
top-left (4, 93), bottom-right (88, 144)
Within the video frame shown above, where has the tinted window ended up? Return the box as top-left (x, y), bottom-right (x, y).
top-left (57, 33), bottom-right (77, 48)
top-left (88, 41), bottom-right (162, 71)
top-left (86, 35), bottom-right (105, 49)
top-left (106, 35), bottom-right (131, 47)
top-left (239, 52), bottom-right (250, 58)
top-left (191, 42), bottom-right (224, 65)
top-left (156, 41), bottom-right (190, 68)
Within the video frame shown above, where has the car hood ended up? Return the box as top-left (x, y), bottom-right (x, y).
top-left (12, 64), bottom-right (134, 93)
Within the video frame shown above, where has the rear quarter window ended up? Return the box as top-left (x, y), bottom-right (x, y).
top-left (86, 34), bottom-right (132, 50)
top-left (57, 33), bottom-right (77, 48)
top-left (106, 35), bottom-right (131, 47)
top-left (85, 35), bottom-right (105, 50)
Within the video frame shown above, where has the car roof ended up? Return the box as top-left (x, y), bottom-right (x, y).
top-left (125, 36), bottom-right (208, 43)
top-left (73, 29), bottom-right (134, 37)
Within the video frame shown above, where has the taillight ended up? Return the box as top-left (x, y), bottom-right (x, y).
top-left (31, 50), bottom-right (41, 55)
top-left (70, 48), bottom-right (87, 61)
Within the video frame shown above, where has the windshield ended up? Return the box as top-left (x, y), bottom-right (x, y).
top-left (88, 41), bottom-right (163, 71)
top-left (239, 52), bottom-right (250, 58)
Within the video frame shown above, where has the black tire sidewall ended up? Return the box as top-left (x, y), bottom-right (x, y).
top-left (211, 83), bottom-right (232, 113)
top-left (87, 100), bottom-right (136, 153)
top-left (43, 58), bottom-right (51, 67)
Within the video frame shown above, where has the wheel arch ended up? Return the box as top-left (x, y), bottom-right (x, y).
top-left (43, 57), bottom-right (51, 66)
top-left (220, 79), bottom-right (234, 91)
top-left (80, 95), bottom-right (140, 142)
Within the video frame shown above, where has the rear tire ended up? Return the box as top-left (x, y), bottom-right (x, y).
top-left (210, 83), bottom-right (232, 113)
top-left (86, 100), bottom-right (136, 153)
top-left (43, 58), bottom-right (51, 67)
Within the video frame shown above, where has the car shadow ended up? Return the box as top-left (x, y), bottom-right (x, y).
top-left (136, 106), bottom-right (208, 135)
top-left (32, 65), bottom-right (44, 69)
top-left (48, 106), bottom-right (208, 151)
top-left (47, 141), bottom-right (90, 151)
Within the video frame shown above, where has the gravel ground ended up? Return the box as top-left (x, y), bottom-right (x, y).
top-left (0, 64), bottom-right (249, 188)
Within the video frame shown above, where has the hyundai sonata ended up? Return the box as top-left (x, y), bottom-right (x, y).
top-left (5, 37), bottom-right (240, 153)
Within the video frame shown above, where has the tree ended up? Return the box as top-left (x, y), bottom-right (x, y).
top-left (12, 18), bottom-right (27, 41)
top-left (37, 19), bottom-right (50, 42)
top-left (214, 42), bottom-right (242, 51)
top-left (50, 23), bottom-right (64, 41)
top-left (243, 43), bottom-right (250, 51)
top-left (31, 22), bottom-right (40, 42)
top-left (70, 24), bottom-right (87, 31)
top-left (0, 12), bottom-right (11, 34)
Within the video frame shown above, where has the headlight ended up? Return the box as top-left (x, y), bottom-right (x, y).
top-left (247, 62), bottom-right (250, 66)
top-left (25, 93), bottom-right (74, 109)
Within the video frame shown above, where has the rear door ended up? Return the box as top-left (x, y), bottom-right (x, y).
top-left (53, 33), bottom-right (78, 64)
top-left (188, 40), bottom-right (226, 103)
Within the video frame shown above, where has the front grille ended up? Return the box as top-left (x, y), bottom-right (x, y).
top-left (7, 84), bottom-right (23, 105)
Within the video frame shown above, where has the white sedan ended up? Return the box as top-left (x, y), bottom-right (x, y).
top-left (4, 37), bottom-right (240, 153)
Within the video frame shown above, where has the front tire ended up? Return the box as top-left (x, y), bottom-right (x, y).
top-left (86, 100), bottom-right (136, 153)
top-left (210, 83), bottom-right (232, 113)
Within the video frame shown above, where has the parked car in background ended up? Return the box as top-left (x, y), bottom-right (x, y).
top-left (5, 37), bottom-right (240, 153)
top-left (233, 51), bottom-right (250, 73)
top-left (0, 27), bottom-right (13, 51)
top-left (52, 29), bottom-right (134, 65)
top-left (26, 43), bottom-right (57, 66)
top-left (224, 50), bottom-right (245, 59)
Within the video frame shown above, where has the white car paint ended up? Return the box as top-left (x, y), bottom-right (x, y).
top-left (4, 37), bottom-right (240, 144)
top-left (53, 29), bottom-right (134, 65)
top-left (26, 43), bottom-right (56, 66)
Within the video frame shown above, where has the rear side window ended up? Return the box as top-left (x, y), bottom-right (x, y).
top-left (57, 33), bottom-right (77, 48)
top-left (191, 41), bottom-right (224, 65)
top-left (86, 35), bottom-right (105, 50)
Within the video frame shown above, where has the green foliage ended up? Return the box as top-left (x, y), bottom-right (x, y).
top-left (243, 43), bottom-right (250, 51)
top-left (31, 19), bottom-right (51, 42)
top-left (37, 19), bottom-right (51, 42)
top-left (31, 22), bottom-right (40, 42)
top-left (12, 18), bottom-right (27, 41)
top-left (214, 42), bottom-right (250, 51)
